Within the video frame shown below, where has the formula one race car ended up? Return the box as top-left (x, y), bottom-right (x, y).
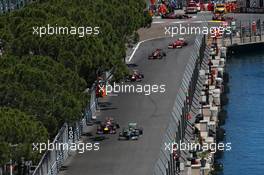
top-left (214, 4), bottom-right (226, 14)
top-left (118, 123), bottom-right (143, 140)
top-left (97, 117), bottom-right (120, 134)
top-left (125, 70), bottom-right (144, 82)
top-left (212, 13), bottom-right (233, 22)
top-left (161, 13), bottom-right (191, 19)
top-left (212, 13), bottom-right (225, 21)
top-left (185, 1), bottom-right (199, 14)
top-left (168, 38), bottom-right (188, 49)
top-left (148, 49), bottom-right (166, 59)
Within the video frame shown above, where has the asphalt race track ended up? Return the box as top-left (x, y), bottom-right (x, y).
top-left (57, 12), bottom-right (264, 175)
top-left (61, 13), bottom-right (209, 175)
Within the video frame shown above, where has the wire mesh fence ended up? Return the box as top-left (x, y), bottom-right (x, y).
top-left (222, 18), bottom-right (264, 46)
top-left (32, 68), bottom-right (116, 175)
top-left (154, 21), bottom-right (208, 175)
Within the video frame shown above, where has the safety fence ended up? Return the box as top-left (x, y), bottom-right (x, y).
top-left (222, 18), bottom-right (264, 46)
top-left (236, 7), bottom-right (264, 14)
top-left (153, 22), bottom-right (208, 175)
top-left (32, 68), bottom-right (114, 175)
top-left (32, 105), bottom-right (93, 175)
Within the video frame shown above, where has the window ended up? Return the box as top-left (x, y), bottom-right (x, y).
top-left (260, 0), bottom-right (264, 7)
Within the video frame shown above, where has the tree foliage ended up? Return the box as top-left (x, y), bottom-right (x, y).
top-left (0, 107), bottom-right (48, 166)
top-left (0, 0), bottom-right (151, 85)
top-left (0, 56), bottom-right (87, 136)
top-left (0, 0), bottom-right (151, 164)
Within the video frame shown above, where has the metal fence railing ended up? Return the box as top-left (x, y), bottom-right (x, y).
top-left (236, 7), bottom-right (264, 13)
top-left (32, 68), bottom-right (115, 175)
top-left (153, 21), bottom-right (208, 175)
top-left (222, 18), bottom-right (264, 46)
top-left (32, 101), bottom-right (96, 175)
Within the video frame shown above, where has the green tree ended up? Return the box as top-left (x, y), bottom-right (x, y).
top-left (0, 107), bottom-right (48, 166)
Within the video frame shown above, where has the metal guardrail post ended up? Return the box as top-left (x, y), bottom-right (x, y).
top-left (240, 21), bottom-right (242, 43)
top-left (259, 19), bottom-right (262, 41)
top-left (249, 20), bottom-right (252, 42)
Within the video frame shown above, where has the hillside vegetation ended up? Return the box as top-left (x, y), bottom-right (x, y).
top-left (0, 0), bottom-right (151, 165)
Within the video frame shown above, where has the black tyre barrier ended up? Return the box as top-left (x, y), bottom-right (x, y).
top-left (220, 94), bottom-right (229, 106)
top-left (212, 161), bottom-right (224, 173)
top-left (223, 85), bottom-right (230, 94)
top-left (216, 127), bottom-right (226, 142)
top-left (218, 109), bottom-right (227, 120)
top-left (214, 148), bottom-right (224, 159)
top-left (223, 72), bottom-right (229, 84)
top-left (218, 109), bottom-right (227, 126)
top-left (218, 118), bottom-right (226, 126)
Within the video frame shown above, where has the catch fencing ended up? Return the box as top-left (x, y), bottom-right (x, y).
top-left (32, 68), bottom-right (115, 175)
top-left (222, 18), bottom-right (264, 46)
top-left (32, 102), bottom-right (95, 175)
top-left (153, 22), bottom-right (208, 175)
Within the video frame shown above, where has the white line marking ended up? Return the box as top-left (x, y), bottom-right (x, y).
top-left (153, 21), bottom-right (166, 24)
top-left (171, 21), bottom-right (188, 24)
top-left (127, 36), bottom-right (170, 63)
top-left (152, 16), bottom-right (162, 19)
top-left (191, 21), bottom-right (204, 23)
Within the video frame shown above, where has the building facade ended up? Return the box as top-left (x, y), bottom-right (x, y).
top-left (0, 0), bottom-right (34, 13)
top-left (236, 0), bottom-right (264, 12)
top-left (237, 0), bottom-right (264, 8)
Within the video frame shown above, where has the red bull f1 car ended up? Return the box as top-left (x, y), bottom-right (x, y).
top-left (148, 49), bottom-right (166, 59)
top-left (97, 117), bottom-right (120, 134)
top-left (168, 38), bottom-right (188, 49)
top-left (118, 123), bottom-right (143, 140)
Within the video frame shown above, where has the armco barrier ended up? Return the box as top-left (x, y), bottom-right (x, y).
top-left (32, 119), bottom-right (85, 175)
top-left (32, 88), bottom-right (95, 175)
top-left (32, 68), bottom-right (115, 175)
top-left (154, 21), bottom-right (207, 175)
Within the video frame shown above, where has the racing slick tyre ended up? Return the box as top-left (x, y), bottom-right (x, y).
top-left (138, 127), bottom-right (143, 135)
top-left (148, 56), bottom-right (153, 60)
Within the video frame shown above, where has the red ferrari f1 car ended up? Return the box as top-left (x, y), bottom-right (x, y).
top-left (168, 38), bottom-right (188, 49)
top-left (161, 13), bottom-right (191, 19)
top-left (97, 117), bottom-right (120, 134)
top-left (148, 49), bottom-right (166, 59)
top-left (126, 70), bottom-right (144, 82)
top-left (212, 13), bottom-right (234, 22)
